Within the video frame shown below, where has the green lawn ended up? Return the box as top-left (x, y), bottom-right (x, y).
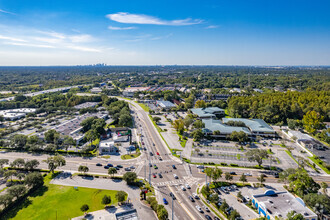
top-left (121, 152), bottom-right (141, 160)
top-left (308, 156), bottom-right (330, 174)
top-left (7, 174), bottom-right (119, 220)
top-left (136, 102), bottom-right (150, 112)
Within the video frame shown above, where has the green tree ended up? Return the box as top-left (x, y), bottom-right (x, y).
top-left (115, 191), bottom-right (127, 203)
top-left (193, 120), bottom-right (205, 129)
top-left (44, 155), bottom-right (66, 173)
top-left (4, 170), bottom-right (17, 182)
top-left (220, 199), bottom-right (229, 212)
top-left (8, 185), bottom-right (26, 199)
top-left (119, 114), bottom-right (132, 127)
top-left (78, 165), bottom-right (89, 174)
top-left (321, 182), bottom-right (328, 194)
top-left (195, 100), bottom-right (206, 108)
top-left (44, 129), bottom-right (60, 144)
top-left (302, 110), bottom-right (324, 134)
top-left (245, 149), bottom-right (268, 166)
top-left (191, 129), bottom-right (204, 141)
top-left (157, 205), bottom-right (168, 220)
top-left (0, 159), bottom-right (9, 168)
top-left (173, 119), bottom-right (184, 135)
top-left (24, 172), bottom-right (44, 188)
top-left (205, 167), bottom-right (214, 183)
top-left (80, 116), bottom-right (97, 132)
top-left (303, 193), bottom-right (330, 216)
top-left (11, 134), bottom-right (28, 149)
top-left (257, 174), bottom-right (266, 186)
top-left (24, 159), bottom-right (40, 170)
top-left (108, 167), bottom-right (117, 177)
top-left (123, 172), bottom-right (137, 184)
top-left (85, 129), bottom-right (98, 145)
top-left (287, 168), bottom-right (320, 197)
top-left (287, 211), bottom-right (304, 220)
top-left (11, 158), bottom-right (25, 168)
top-left (101, 195), bottom-right (111, 206)
top-left (80, 204), bottom-right (89, 213)
top-left (225, 172), bottom-right (233, 182)
top-left (153, 116), bottom-right (161, 124)
top-left (229, 210), bottom-right (240, 220)
top-left (63, 135), bottom-right (75, 151)
top-left (183, 116), bottom-right (194, 130)
top-left (0, 194), bottom-right (13, 209)
top-left (239, 174), bottom-right (247, 184)
top-left (279, 168), bottom-right (297, 185)
top-left (212, 167), bottom-right (222, 182)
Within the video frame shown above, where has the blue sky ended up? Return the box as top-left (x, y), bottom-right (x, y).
top-left (0, 0), bottom-right (329, 65)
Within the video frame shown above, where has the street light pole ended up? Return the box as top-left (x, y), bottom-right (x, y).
top-left (172, 194), bottom-right (174, 220)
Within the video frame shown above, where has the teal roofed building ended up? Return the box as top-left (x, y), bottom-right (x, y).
top-left (202, 118), bottom-right (275, 137)
top-left (190, 107), bottom-right (225, 119)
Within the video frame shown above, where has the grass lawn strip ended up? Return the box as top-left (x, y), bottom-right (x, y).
top-left (308, 156), bottom-right (330, 174)
top-left (9, 173), bottom-right (119, 220)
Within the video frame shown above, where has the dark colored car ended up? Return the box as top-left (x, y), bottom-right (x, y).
top-left (124, 167), bottom-right (131, 171)
top-left (170, 192), bottom-right (176, 200)
top-left (188, 196), bottom-right (195, 202)
top-left (96, 163), bottom-right (102, 166)
top-left (117, 165), bottom-right (123, 168)
top-left (107, 163), bottom-right (113, 167)
top-left (229, 172), bottom-right (236, 175)
top-left (104, 165), bottom-right (109, 169)
top-left (149, 163), bottom-right (152, 167)
top-left (115, 167), bottom-right (120, 170)
top-left (205, 215), bottom-right (212, 220)
top-left (172, 165), bottom-right (176, 169)
top-left (214, 217), bottom-right (221, 220)
top-left (158, 173), bottom-right (163, 178)
top-left (150, 152), bottom-right (153, 156)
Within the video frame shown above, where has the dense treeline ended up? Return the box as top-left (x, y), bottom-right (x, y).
top-left (0, 90), bottom-right (102, 110)
top-left (227, 90), bottom-right (330, 123)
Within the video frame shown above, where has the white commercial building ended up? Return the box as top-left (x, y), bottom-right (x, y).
top-left (99, 140), bottom-right (118, 154)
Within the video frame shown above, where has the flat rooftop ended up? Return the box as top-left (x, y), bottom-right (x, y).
top-left (74, 102), bottom-right (99, 109)
top-left (253, 190), bottom-right (317, 219)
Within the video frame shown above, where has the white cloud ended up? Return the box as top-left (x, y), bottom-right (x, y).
top-left (0, 35), bottom-right (26, 42)
top-left (69, 34), bottom-right (94, 43)
top-left (66, 45), bottom-right (101, 53)
top-left (33, 37), bottom-right (63, 44)
top-left (106, 12), bottom-right (203, 26)
top-left (0, 9), bottom-right (15, 15)
top-left (108, 26), bottom-right (137, 30)
top-left (205, 25), bottom-right (219, 29)
top-left (4, 42), bottom-right (56, 48)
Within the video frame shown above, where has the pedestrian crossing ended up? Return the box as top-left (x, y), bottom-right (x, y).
top-left (149, 159), bottom-right (173, 164)
top-left (152, 176), bottom-right (201, 187)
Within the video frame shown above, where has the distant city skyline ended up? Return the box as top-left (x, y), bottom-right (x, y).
top-left (0, 0), bottom-right (329, 66)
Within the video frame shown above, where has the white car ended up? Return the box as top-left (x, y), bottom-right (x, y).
top-left (181, 185), bottom-right (186, 191)
top-left (196, 205), bottom-right (203, 213)
top-left (244, 173), bottom-right (252, 176)
top-left (203, 205), bottom-right (210, 212)
top-left (244, 196), bottom-right (250, 202)
top-left (185, 184), bottom-right (191, 189)
top-left (192, 193), bottom-right (199, 199)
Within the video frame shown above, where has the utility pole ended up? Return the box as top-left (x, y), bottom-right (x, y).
top-left (172, 194), bottom-right (174, 220)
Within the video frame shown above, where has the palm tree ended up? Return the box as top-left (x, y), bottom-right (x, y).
top-left (108, 167), bottom-right (117, 177)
